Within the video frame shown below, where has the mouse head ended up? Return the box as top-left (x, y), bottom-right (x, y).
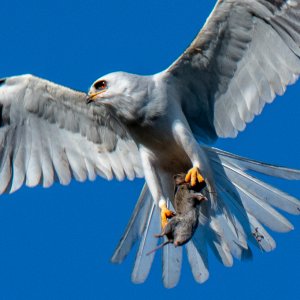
top-left (165, 217), bottom-right (197, 246)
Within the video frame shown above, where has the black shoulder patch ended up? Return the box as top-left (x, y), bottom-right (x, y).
top-left (265, 0), bottom-right (286, 10)
top-left (0, 78), bottom-right (6, 86)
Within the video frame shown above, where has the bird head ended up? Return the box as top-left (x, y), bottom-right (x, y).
top-left (87, 71), bottom-right (151, 123)
top-left (87, 72), bottom-right (134, 104)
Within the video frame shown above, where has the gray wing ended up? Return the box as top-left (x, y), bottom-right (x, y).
top-left (0, 74), bottom-right (143, 194)
top-left (166, 0), bottom-right (300, 143)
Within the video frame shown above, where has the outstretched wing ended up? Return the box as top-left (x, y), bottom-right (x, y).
top-left (166, 0), bottom-right (300, 143)
top-left (0, 74), bottom-right (143, 194)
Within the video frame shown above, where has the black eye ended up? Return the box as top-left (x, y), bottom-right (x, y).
top-left (94, 80), bottom-right (107, 90)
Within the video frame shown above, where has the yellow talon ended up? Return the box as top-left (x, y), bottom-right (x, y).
top-left (159, 200), bottom-right (175, 229)
top-left (185, 166), bottom-right (205, 187)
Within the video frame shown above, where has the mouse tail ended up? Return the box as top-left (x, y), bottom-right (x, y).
top-left (146, 240), bottom-right (172, 256)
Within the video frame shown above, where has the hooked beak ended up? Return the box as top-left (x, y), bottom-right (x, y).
top-left (86, 90), bottom-right (106, 104)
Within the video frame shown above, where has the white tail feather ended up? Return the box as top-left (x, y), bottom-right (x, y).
top-left (112, 147), bottom-right (300, 287)
top-left (131, 202), bottom-right (160, 284)
top-left (162, 200), bottom-right (183, 288)
top-left (111, 184), bottom-right (152, 263)
top-left (186, 240), bottom-right (209, 283)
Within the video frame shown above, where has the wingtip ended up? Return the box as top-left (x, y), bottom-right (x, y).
top-left (110, 255), bottom-right (123, 264)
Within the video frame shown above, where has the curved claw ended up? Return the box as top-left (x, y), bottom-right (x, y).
top-left (185, 167), bottom-right (205, 187)
top-left (158, 200), bottom-right (175, 229)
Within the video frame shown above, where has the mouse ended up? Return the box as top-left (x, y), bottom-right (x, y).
top-left (147, 173), bottom-right (207, 255)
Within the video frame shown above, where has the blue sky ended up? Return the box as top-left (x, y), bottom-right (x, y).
top-left (1, 0), bottom-right (300, 299)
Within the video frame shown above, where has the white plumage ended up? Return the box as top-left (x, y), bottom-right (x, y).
top-left (1, 0), bottom-right (300, 288)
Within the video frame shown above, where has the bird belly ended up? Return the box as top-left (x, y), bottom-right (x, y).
top-left (127, 122), bottom-right (192, 174)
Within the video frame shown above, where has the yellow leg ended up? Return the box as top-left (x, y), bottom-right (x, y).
top-left (158, 200), bottom-right (175, 229)
top-left (185, 166), bottom-right (205, 187)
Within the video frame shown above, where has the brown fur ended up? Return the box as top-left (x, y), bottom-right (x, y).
top-left (156, 173), bottom-right (207, 247)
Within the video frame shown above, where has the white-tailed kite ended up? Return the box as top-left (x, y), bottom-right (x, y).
top-left (1, 0), bottom-right (300, 288)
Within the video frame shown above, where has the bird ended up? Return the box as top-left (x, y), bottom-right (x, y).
top-left (1, 0), bottom-right (300, 288)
